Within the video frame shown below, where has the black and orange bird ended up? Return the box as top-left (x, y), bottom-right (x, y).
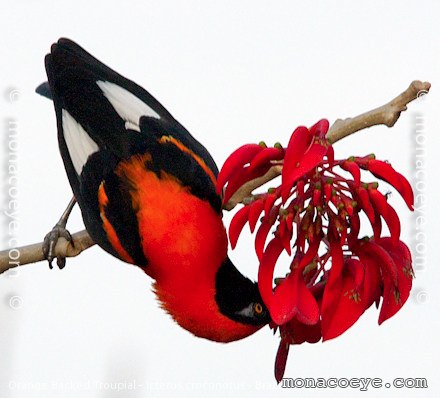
top-left (39, 38), bottom-right (270, 342)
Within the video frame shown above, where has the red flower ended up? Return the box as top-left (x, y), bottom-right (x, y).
top-left (217, 119), bottom-right (414, 382)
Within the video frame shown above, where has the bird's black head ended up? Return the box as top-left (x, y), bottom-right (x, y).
top-left (215, 257), bottom-right (271, 326)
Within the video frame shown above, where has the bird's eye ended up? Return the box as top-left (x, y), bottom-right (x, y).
top-left (253, 302), bottom-right (264, 315)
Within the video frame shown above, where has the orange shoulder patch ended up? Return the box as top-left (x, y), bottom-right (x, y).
top-left (97, 181), bottom-right (134, 264)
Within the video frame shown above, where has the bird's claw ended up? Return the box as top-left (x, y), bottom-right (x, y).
top-left (43, 224), bottom-right (73, 269)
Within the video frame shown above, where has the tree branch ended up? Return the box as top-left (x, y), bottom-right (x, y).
top-left (223, 165), bottom-right (283, 211)
top-left (0, 230), bottom-right (94, 274)
top-left (326, 80), bottom-right (431, 144)
top-left (0, 80), bottom-right (430, 274)
top-left (224, 80), bottom-right (431, 209)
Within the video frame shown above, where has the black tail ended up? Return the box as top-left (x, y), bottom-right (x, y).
top-left (35, 82), bottom-right (52, 100)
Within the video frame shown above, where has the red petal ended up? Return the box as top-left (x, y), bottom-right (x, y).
top-left (275, 339), bottom-right (290, 384)
top-left (223, 164), bottom-right (271, 204)
top-left (278, 219), bottom-right (292, 255)
top-left (380, 237), bottom-right (412, 265)
top-left (264, 192), bottom-right (279, 216)
top-left (326, 145), bottom-right (335, 167)
top-left (296, 179), bottom-right (305, 198)
top-left (282, 127), bottom-right (312, 173)
top-left (309, 119), bottom-right (330, 138)
top-left (347, 211), bottom-right (360, 246)
top-left (371, 208), bottom-right (382, 241)
top-left (354, 241), bottom-right (398, 285)
top-left (271, 267), bottom-right (320, 325)
top-left (324, 182), bottom-right (333, 203)
top-left (377, 238), bottom-right (414, 324)
top-left (228, 205), bottom-right (251, 249)
top-left (313, 188), bottom-right (322, 207)
top-left (248, 199), bottom-right (265, 233)
top-left (282, 139), bottom-right (329, 202)
top-left (365, 159), bottom-right (414, 210)
top-left (321, 240), bottom-right (344, 323)
top-left (248, 146), bottom-right (284, 173)
top-left (322, 259), bottom-right (367, 341)
top-left (361, 256), bottom-right (382, 307)
top-left (281, 318), bottom-right (322, 345)
top-left (216, 144), bottom-right (264, 193)
top-left (340, 160), bottom-right (361, 186)
top-left (345, 258), bottom-right (365, 289)
top-left (298, 238), bottom-right (321, 271)
top-left (255, 219), bottom-right (272, 262)
top-left (341, 196), bottom-right (355, 216)
top-left (285, 213), bottom-right (294, 232)
top-left (354, 185), bottom-right (375, 225)
top-left (258, 237), bottom-right (284, 309)
top-left (368, 188), bottom-right (401, 244)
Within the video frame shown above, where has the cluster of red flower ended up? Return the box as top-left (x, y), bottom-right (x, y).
top-left (217, 119), bottom-right (414, 382)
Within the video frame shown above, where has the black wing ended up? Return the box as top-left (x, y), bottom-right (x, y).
top-left (44, 38), bottom-right (222, 262)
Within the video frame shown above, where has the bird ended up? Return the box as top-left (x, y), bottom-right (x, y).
top-left (39, 38), bottom-right (270, 342)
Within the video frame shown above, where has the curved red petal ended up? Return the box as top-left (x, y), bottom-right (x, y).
top-left (248, 199), bottom-right (265, 233)
top-left (368, 188), bottom-right (401, 245)
top-left (258, 236), bottom-right (284, 308)
top-left (248, 146), bottom-right (284, 173)
top-left (264, 192), bottom-right (279, 216)
top-left (283, 127), bottom-right (312, 171)
top-left (298, 238), bottom-right (321, 271)
top-left (310, 118), bottom-right (330, 138)
top-left (223, 164), bottom-right (271, 204)
top-left (365, 159), bottom-right (414, 210)
top-left (228, 205), bottom-right (251, 249)
top-left (376, 238), bottom-right (414, 324)
top-left (326, 145), bottom-right (335, 167)
top-left (321, 240), bottom-right (344, 323)
top-left (255, 219), bottom-right (273, 262)
top-left (271, 267), bottom-right (320, 325)
top-left (282, 140), bottom-right (328, 202)
top-left (355, 241), bottom-right (398, 285)
top-left (371, 208), bottom-right (382, 241)
top-left (281, 126), bottom-right (313, 200)
top-left (362, 256), bottom-right (382, 307)
top-left (281, 318), bottom-right (322, 346)
top-left (324, 182), bottom-right (333, 203)
top-left (347, 211), bottom-right (360, 246)
top-left (216, 144), bottom-right (264, 193)
top-left (322, 262), bottom-right (366, 341)
top-left (340, 160), bottom-right (361, 186)
top-left (275, 339), bottom-right (290, 384)
top-left (279, 219), bottom-right (292, 256)
top-left (355, 185), bottom-right (375, 225)
top-left (313, 189), bottom-right (322, 207)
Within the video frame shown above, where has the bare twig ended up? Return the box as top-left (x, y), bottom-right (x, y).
top-left (326, 80), bottom-right (431, 144)
top-left (0, 80), bottom-right (431, 273)
top-left (223, 80), bottom-right (431, 209)
top-left (0, 230), bottom-right (94, 274)
top-left (223, 165), bottom-right (283, 211)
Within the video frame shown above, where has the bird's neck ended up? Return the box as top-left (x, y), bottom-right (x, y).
top-left (152, 258), bottom-right (263, 342)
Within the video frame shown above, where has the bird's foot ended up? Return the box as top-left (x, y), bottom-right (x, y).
top-left (43, 223), bottom-right (73, 269)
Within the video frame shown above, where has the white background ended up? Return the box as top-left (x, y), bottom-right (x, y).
top-left (0, 1), bottom-right (439, 397)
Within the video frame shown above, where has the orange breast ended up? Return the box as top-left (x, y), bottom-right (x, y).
top-left (115, 154), bottom-right (228, 282)
top-left (111, 154), bottom-right (261, 342)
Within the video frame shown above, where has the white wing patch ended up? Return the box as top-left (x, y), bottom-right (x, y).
top-left (96, 80), bottom-right (160, 132)
top-left (62, 109), bottom-right (99, 174)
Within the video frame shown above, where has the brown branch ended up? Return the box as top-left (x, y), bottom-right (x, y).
top-left (223, 80), bottom-right (431, 210)
top-left (0, 80), bottom-right (430, 273)
top-left (223, 165), bottom-right (283, 211)
top-left (326, 80), bottom-right (431, 144)
top-left (0, 230), bottom-right (94, 274)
